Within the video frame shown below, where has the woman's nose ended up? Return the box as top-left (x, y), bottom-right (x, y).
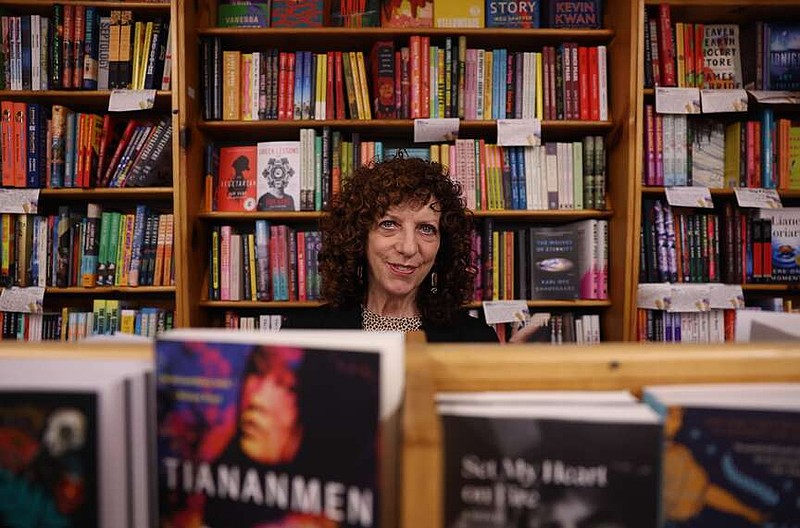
top-left (396, 228), bottom-right (418, 255)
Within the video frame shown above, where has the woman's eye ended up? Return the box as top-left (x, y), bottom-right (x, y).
top-left (379, 220), bottom-right (396, 229)
top-left (419, 224), bottom-right (438, 235)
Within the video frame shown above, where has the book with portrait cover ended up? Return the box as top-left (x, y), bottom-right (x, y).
top-left (155, 329), bottom-right (405, 528)
top-left (438, 401), bottom-right (662, 528)
top-left (256, 141), bottom-right (301, 211)
top-left (643, 383), bottom-right (800, 528)
top-left (754, 207), bottom-right (800, 282)
top-left (0, 391), bottom-right (98, 528)
top-left (216, 145), bottom-right (258, 212)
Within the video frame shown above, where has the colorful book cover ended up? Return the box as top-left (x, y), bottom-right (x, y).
top-left (433, 0), bottom-right (485, 28)
top-left (216, 145), bottom-right (258, 212)
top-left (644, 386), bottom-right (800, 527)
top-left (766, 23), bottom-right (800, 91)
top-left (529, 225), bottom-right (580, 299)
top-left (270, 0), bottom-right (324, 27)
top-left (380, 0), bottom-right (433, 27)
top-left (256, 141), bottom-right (301, 211)
top-left (218, 3), bottom-right (271, 27)
top-left (755, 208), bottom-right (800, 283)
top-left (544, 0), bottom-right (602, 29)
top-left (0, 391), bottom-right (98, 527)
top-left (156, 332), bottom-right (390, 528)
top-left (702, 24), bottom-right (743, 89)
top-left (485, 0), bottom-right (540, 28)
top-left (439, 403), bottom-right (662, 528)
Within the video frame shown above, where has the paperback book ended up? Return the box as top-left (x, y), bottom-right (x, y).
top-left (216, 145), bottom-right (258, 212)
top-left (256, 141), bottom-right (301, 211)
top-left (156, 329), bottom-right (405, 528)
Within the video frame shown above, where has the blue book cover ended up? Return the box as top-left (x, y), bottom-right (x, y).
top-left (26, 103), bottom-right (41, 188)
top-left (485, 0), bottom-right (540, 28)
top-left (64, 111), bottom-right (77, 188)
top-left (293, 51), bottom-right (304, 119)
top-left (302, 50), bottom-right (313, 120)
top-left (156, 333), bottom-right (383, 527)
top-left (761, 108), bottom-right (775, 189)
top-left (83, 7), bottom-right (98, 89)
top-left (20, 16), bottom-right (31, 90)
top-left (767, 23), bottom-right (800, 91)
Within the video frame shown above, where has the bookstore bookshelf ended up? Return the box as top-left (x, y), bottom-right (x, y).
top-left (0, 0), bottom-right (181, 339)
top-left (176, 0), bottom-right (641, 342)
top-left (632, 0), bottom-right (800, 341)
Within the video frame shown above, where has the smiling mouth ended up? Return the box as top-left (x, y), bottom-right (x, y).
top-left (389, 263), bottom-right (416, 274)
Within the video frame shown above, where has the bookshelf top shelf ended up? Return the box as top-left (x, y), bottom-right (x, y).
top-left (40, 187), bottom-right (174, 200)
top-left (198, 27), bottom-right (615, 50)
top-left (0, 1), bottom-right (170, 14)
top-left (643, 1), bottom-right (800, 22)
top-left (46, 286), bottom-right (176, 295)
top-left (0, 91), bottom-right (173, 112)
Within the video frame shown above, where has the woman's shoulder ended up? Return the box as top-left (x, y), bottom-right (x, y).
top-left (281, 304), bottom-right (361, 330)
top-left (424, 309), bottom-right (499, 343)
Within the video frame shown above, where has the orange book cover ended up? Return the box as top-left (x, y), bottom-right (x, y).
top-left (12, 102), bottom-right (26, 188)
top-left (1, 101), bottom-right (14, 187)
top-left (381, 0), bottom-right (433, 27)
top-left (152, 213), bottom-right (167, 287)
top-left (216, 145), bottom-right (258, 212)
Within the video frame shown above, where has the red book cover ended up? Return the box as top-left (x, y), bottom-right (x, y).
top-left (381, 0), bottom-right (433, 27)
top-left (410, 36), bottom-right (421, 118)
top-left (588, 45), bottom-right (599, 121)
top-left (277, 52), bottom-right (288, 120)
top-left (578, 46), bottom-right (589, 120)
top-left (421, 37), bottom-right (430, 118)
top-left (657, 3), bottom-right (676, 87)
top-left (73, 5), bottom-right (85, 89)
top-left (270, 0), bottom-right (324, 27)
top-left (370, 40), bottom-right (396, 119)
top-left (334, 51), bottom-right (346, 119)
top-left (694, 22), bottom-right (704, 88)
top-left (285, 52), bottom-right (296, 120)
top-left (216, 145), bottom-right (258, 212)
top-left (326, 51), bottom-right (335, 120)
top-left (100, 119), bottom-right (138, 187)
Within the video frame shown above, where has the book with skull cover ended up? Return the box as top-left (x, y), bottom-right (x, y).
top-left (256, 141), bottom-right (301, 211)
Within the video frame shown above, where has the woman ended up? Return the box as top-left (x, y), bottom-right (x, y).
top-left (286, 156), bottom-right (498, 342)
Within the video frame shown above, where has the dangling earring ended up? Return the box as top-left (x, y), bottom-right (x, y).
top-left (430, 271), bottom-right (438, 295)
top-left (357, 265), bottom-right (363, 284)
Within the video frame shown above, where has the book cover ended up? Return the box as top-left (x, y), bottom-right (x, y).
top-left (702, 24), bottom-right (743, 89)
top-left (438, 402), bottom-right (662, 528)
top-left (0, 391), bottom-right (98, 527)
top-left (544, 0), bottom-right (602, 29)
top-left (529, 225), bottom-right (580, 299)
top-left (486, 0), bottom-right (540, 28)
top-left (433, 0), bottom-right (485, 28)
top-left (381, 0), bottom-right (433, 27)
top-left (256, 141), bottom-right (301, 211)
top-left (766, 23), bottom-right (800, 91)
top-left (218, 3), bottom-right (270, 27)
top-left (216, 145), bottom-right (258, 212)
top-left (755, 208), bottom-right (800, 282)
top-left (644, 383), bottom-right (800, 527)
top-left (270, 0), bottom-right (324, 27)
top-left (690, 120), bottom-right (725, 188)
top-left (156, 329), bottom-right (405, 528)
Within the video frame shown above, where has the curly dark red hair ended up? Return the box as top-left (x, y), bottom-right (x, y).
top-left (319, 156), bottom-right (476, 325)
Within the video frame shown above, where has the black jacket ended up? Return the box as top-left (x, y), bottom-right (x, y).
top-left (283, 304), bottom-right (499, 343)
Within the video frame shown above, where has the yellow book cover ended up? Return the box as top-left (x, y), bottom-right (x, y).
top-left (723, 121), bottom-right (741, 188)
top-left (484, 50), bottom-right (493, 121)
top-left (430, 143), bottom-right (440, 164)
top-left (433, 0), bottom-right (483, 28)
top-left (131, 21), bottom-right (142, 89)
top-left (119, 11), bottom-right (133, 88)
top-left (92, 299), bottom-right (106, 335)
top-left (120, 309), bottom-right (137, 335)
top-left (222, 51), bottom-right (241, 120)
top-left (105, 300), bottom-right (120, 333)
top-left (536, 52), bottom-right (544, 120)
top-left (139, 21), bottom-right (154, 90)
top-left (349, 51), bottom-right (366, 119)
top-left (117, 214), bottom-right (132, 286)
top-left (108, 11), bottom-right (121, 87)
top-left (675, 22), bottom-right (685, 88)
top-left (789, 123), bottom-right (800, 189)
top-left (356, 52), bottom-right (372, 120)
top-left (163, 214), bottom-right (175, 286)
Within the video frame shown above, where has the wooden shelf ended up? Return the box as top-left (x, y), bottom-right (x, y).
top-left (0, 90), bottom-right (173, 111)
top-left (198, 211), bottom-right (323, 221)
top-left (197, 119), bottom-right (614, 140)
top-left (742, 284), bottom-right (800, 292)
top-left (198, 27), bottom-right (615, 51)
top-left (46, 286), bottom-right (176, 295)
top-left (40, 187), bottom-right (174, 200)
top-left (199, 300), bottom-right (324, 308)
top-left (643, 1), bottom-right (800, 22)
top-left (199, 209), bottom-right (612, 221)
top-left (466, 300), bottom-right (613, 309)
top-left (642, 186), bottom-right (800, 199)
top-left (0, 1), bottom-right (170, 13)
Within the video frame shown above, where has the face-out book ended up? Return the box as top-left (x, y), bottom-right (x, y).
top-left (0, 353), bottom-right (155, 528)
top-left (155, 329), bottom-right (405, 528)
top-left (643, 383), bottom-right (800, 528)
top-left (438, 399), bottom-right (663, 528)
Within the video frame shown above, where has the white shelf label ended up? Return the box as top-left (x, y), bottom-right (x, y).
top-left (108, 89), bottom-right (157, 112)
top-left (665, 186), bottom-right (714, 208)
top-left (496, 119), bottom-right (541, 146)
top-left (655, 87), bottom-right (701, 114)
top-left (734, 188), bottom-right (782, 209)
top-left (413, 118), bottom-right (459, 143)
top-left (0, 287), bottom-right (45, 313)
top-left (708, 284), bottom-right (745, 309)
top-left (482, 300), bottom-right (530, 325)
top-left (0, 189), bottom-right (39, 213)
top-left (700, 89), bottom-right (748, 113)
top-left (748, 90), bottom-right (800, 105)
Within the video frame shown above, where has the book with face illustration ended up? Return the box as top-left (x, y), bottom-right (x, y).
top-left (156, 329), bottom-right (405, 528)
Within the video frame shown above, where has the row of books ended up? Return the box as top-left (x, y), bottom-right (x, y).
top-left (0, 206), bottom-right (175, 289)
top-left (476, 219), bottom-right (608, 301)
top-left (218, 0), bottom-right (602, 29)
top-left (645, 5), bottom-right (800, 91)
top-left (0, 10), bottom-right (172, 91)
top-left (204, 38), bottom-right (608, 122)
top-left (208, 222), bottom-right (322, 302)
top-left (494, 311), bottom-right (602, 343)
top-left (0, 102), bottom-right (172, 189)
top-left (222, 310), bottom-right (284, 330)
top-left (643, 107), bottom-right (800, 189)
top-left (210, 134), bottom-right (607, 214)
top-left (640, 201), bottom-right (800, 285)
top-left (0, 302), bottom-right (174, 341)
top-left (637, 308), bottom-right (734, 343)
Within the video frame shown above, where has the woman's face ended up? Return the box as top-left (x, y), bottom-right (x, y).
top-left (366, 200), bottom-right (441, 310)
top-left (239, 354), bottom-right (302, 464)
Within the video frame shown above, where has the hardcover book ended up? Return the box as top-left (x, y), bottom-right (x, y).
top-left (256, 141), bottom-right (301, 211)
top-left (766, 23), bottom-right (800, 90)
top-left (156, 329), bottom-right (405, 528)
top-left (544, 0), bottom-right (602, 29)
top-left (702, 24), bottom-right (743, 89)
top-left (433, 0), bottom-right (485, 28)
top-left (216, 145), bottom-right (258, 212)
top-left (218, 2), bottom-right (270, 27)
top-left (485, 0), bottom-right (540, 28)
top-left (270, 0), bottom-right (324, 27)
top-left (755, 207), bottom-right (800, 282)
top-left (690, 120), bottom-right (725, 188)
top-left (644, 383), bottom-right (800, 527)
top-left (381, 0), bottom-right (433, 27)
top-left (438, 400), bottom-right (662, 528)
top-left (529, 225), bottom-right (580, 299)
